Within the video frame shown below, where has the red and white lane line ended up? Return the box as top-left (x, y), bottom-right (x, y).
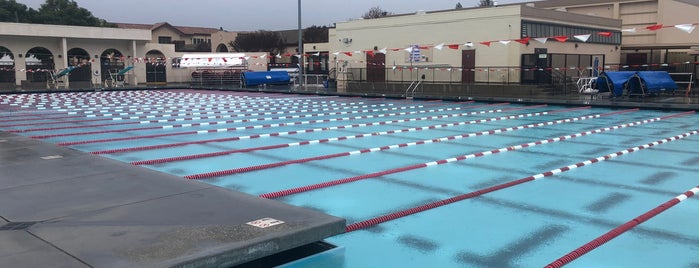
top-left (88, 102), bottom-right (515, 153)
top-left (343, 127), bottom-right (698, 233)
top-left (7, 102), bottom-right (396, 132)
top-left (545, 185), bottom-right (699, 268)
top-left (179, 107), bottom-right (601, 176)
top-left (137, 106), bottom-right (590, 166)
top-left (258, 111), bottom-right (694, 201)
top-left (29, 103), bottom-right (425, 139)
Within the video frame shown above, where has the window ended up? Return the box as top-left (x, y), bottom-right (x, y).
top-left (193, 38), bottom-right (206, 44)
top-left (521, 21), bottom-right (621, 45)
top-left (158, 36), bottom-right (172, 44)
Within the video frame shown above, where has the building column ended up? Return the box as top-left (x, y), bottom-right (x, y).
top-left (62, 37), bottom-right (69, 88)
top-left (132, 40), bottom-right (138, 85)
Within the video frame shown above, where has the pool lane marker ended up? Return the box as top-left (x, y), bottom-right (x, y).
top-left (342, 128), bottom-right (697, 232)
top-left (180, 106), bottom-right (598, 175)
top-left (76, 102), bottom-right (513, 148)
top-left (137, 106), bottom-right (590, 166)
top-left (258, 111), bottom-right (694, 202)
top-left (545, 185), bottom-right (699, 268)
top-left (29, 104), bottom-right (422, 139)
top-left (6, 102), bottom-right (395, 132)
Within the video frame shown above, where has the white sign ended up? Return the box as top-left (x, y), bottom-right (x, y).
top-left (246, 217), bottom-right (285, 228)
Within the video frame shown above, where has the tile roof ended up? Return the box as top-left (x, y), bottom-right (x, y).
top-left (114, 22), bottom-right (220, 35)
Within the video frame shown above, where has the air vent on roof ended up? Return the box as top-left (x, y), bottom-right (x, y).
top-left (416, 10), bottom-right (426, 15)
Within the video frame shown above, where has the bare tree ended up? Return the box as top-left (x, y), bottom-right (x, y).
top-left (362, 6), bottom-right (391, 19)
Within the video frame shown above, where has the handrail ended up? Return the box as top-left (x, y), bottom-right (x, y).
top-left (405, 80), bottom-right (423, 99)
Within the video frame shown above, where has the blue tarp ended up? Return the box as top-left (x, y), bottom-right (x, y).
top-left (117, 66), bottom-right (134, 75)
top-left (241, 71), bottom-right (291, 87)
top-left (595, 71), bottom-right (636, 96)
top-left (55, 66), bottom-right (76, 78)
top-left (627, 71), bottom-right (678, 95)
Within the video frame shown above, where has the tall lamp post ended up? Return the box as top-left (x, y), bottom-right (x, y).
top-left (297, 0), bottom-right (304, 89)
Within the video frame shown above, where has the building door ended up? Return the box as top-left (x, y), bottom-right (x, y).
top-left (366, 52), bottom-right (385, 82)
top-left (626, 53), bottom-right (647, 70)
top-left (461, 50), bottom-right (475, 83)
top-left (146, 50), bottom-right (167, 85)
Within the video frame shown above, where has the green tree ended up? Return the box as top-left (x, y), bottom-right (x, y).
top-left (229, 30), bottom-right (286, 55)
top-left (33, 0), bottom-right (114, 27)
top-left (0, 0), bottom-right (37, 23)
top-left (303, 25), bottom-right (329, 43)
top-left (362, 6), bottom-right (391, 19)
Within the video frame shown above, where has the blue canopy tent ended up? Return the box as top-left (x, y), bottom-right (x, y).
top-left (241, 71), bottom-right (291, 87)
top-left (627, 71), bottom-right (678, 96)
top-left (595, 71), bottom-right (636, 97)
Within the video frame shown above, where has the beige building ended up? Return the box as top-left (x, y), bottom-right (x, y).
top-left (0, 22), bottom-right (265, 89)
top-left (332, 4), bottom-right (622, 88)
top-left (528, 0), bottom-right (699, 73)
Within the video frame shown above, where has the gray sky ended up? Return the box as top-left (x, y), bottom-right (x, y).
top-left (18, 0), bottom-right (528, 31)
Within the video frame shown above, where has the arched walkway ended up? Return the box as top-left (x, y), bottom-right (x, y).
top-left (216, 44), bottom-right (229, 52)
top-left (25, 47), bottom-right (54, 83)
top-left (145, 50), bottom-right (166, 85)
top-left (0, 46), bottom-right (15, 86)
top-left (67, 48), bottom-right (92, 86)
top-left (100, 48), bottom-right (124, 85)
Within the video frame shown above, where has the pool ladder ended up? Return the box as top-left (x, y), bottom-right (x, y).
top-left (405, 80), bottom-right (423, 99)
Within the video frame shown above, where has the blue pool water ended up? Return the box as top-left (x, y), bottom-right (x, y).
top-left (1, 90), bottom-right (698, 267)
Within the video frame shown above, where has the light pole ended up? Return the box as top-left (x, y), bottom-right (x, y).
top-left (297, 0), bottom-right (304, 89)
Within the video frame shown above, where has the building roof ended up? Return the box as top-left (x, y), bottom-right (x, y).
top-left (114, 22), bottom-right (220, 35)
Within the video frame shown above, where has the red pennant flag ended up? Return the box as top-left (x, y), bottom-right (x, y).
top-left (343, 52), bottom-right (353, 57)
top-left (514, 37), bottom-right (531, 45)
top-left (390, 48), bottom-right (401, 51)
top-left (208, 58), bottom-right (213, 62)
top-left (418, 46), bottom-right (430, 50)
top-left (553, 36), bottom-right (569, 42)
top-left (447, 44), bottom-right (460, 50)
top-left (479, 41), bottom-right (491, 47)
top-left (366, 50), bottom-right (375, 57)
top-left (222, 58), bottom-right (227, 62)
top-left (597, 31), bottom-right (612, 37)
top-left (646, 24), bottom-right (663, 31)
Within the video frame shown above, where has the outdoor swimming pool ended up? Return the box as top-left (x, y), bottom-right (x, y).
top-left (1, 89), bottom-right (698, 267)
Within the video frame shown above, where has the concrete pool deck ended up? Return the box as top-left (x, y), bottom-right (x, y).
top-left (0, 131), bottom-right (346, 267)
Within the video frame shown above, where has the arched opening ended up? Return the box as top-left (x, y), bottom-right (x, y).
top-left (67, 48), bottom-right (91, 87)
top-left (0, 46), bottom-right (15, 87)
top-left (100, 48), bottom-right (125, 86)
top-left (216, 43), bottom-right (229, 52)
top-left (145, 50), bottom-right (167, 85)
top-left (26, 47), bottom-right (54, 83)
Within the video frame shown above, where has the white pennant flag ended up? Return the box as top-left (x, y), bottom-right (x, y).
top-left (434, 43), bottom-right (445, 50)
top-left (499, 40), bottom-right (511, 45)
top-left (332, 51), bottom-right (340, 56)
top-left (674, 24), bottom-right (696, 33)
top-left (464, 42), bottom-right (474, 47)
top-left (621, 28), bottom-right (637, 33)
top-left (534, 37), bottom-right (548, 44)
top-left (404, 47), bottom-right (414, 52)
top-left (573, 34), bottom-right (591, 42)
top-left (275, 53), bottom-right (282, 58)
top-left (313, 52), bottom-right (320, 56)
top-left (379, 47), bottom-right (387, 54)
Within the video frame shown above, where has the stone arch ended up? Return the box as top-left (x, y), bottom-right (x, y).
top-left (216, 43), bottom-right (229, 52)
top-left (67, 48), bottom-right (91, 84)
top-left (145, 49), bottom-right (167, 84)
top-left (100, 48), bottom-right (124, 83)
top-left (25, 47), bottom-right (54, 82)
top-left (0, 46), bottom-right (15, 85)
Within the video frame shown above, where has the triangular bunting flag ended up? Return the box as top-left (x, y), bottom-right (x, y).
top-left (332, 51), bottom-right (340, 56)
top-left (621, 28), bottom-right (637, 33)
top-left (447, 44), bottom-right (460, 50)
top-left (379, 48), bottom-right (387, 54)
top-left (366, 50), bottom-right (375, 57)
top-left (514, 37), bottom-right (530, 45)
top-left (313, 52), bottom-right (320, 56)
top-left (479, 41), bottom-right (491, 47)
top-left (646, 24), bottom-right (663, 31)
top-left (464, 42), bottom-right (474, 47)
top-left (597, 31), bottom-right (612, 37)
top-left (534, 37), bottom-right (548, 44)
top-left (404, 47), bottom-right (414, 52)
top-left (499, 40), bottom-right (511, 45)
top-left (674, 24), bottom-right (696, 33)
top-left (390, 48), bottom-right (401, 51)
top-left (573, 34), bottom-right (591, 42)
top-left (343, 52), bottom-right (353, 57)
top-left (553, 36), bottom-right (569, 42)
top-left (434, 43), bottom-right (445, 50)
top-left (275, 53), bottom-right (282, 58)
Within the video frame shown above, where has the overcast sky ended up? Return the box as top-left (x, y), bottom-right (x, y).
top-left (18, 0), bottom-right (529, 31)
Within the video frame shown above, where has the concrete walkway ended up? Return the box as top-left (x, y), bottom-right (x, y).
top-left (0, 132), bottom-right (345, 268)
